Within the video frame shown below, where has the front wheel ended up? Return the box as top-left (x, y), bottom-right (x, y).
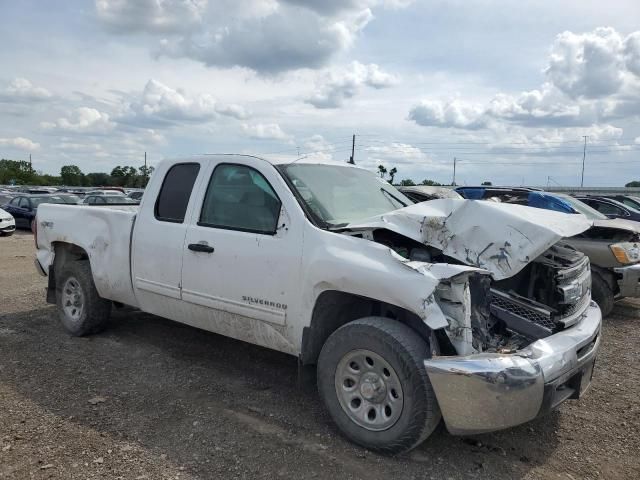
top-left (56, 260), bottom-right (112, 336)
top-left (317, 317), bottom-right (440, 454)
top-left (591, 272), bottom-right (614, 317)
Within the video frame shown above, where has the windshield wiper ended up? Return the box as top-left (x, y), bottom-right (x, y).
top-left (380, 188), bottom-right (408, 208)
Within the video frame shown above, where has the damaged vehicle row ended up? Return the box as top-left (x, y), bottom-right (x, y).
top-left (33, 155), bottom-right (601, 453)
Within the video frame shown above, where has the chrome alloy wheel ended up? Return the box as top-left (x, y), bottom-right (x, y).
top-left (61, 277), bottom-right (84, 323)
top-left (334, 349), bottom-right (404, 431)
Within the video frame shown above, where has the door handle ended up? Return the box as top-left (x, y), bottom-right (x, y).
top-left (188, 243), bottom-right (215, 253)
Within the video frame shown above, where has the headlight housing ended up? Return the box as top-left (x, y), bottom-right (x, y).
top-left (610, 242), bottom-right (640, 265)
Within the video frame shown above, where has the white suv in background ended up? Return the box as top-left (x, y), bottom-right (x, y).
top-left (0, 207), bottom-right (16, 236)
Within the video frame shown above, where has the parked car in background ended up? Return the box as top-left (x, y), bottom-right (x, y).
top-left (85, 189), bottom-right (126, 196)
top-left (0, 193), bottom-right (15, 205)
top-left (83, 195), bottom-right (139, 205)
top-left (576, 196), bottom-right (640, 222)
top-left (455, 187), bottom-right (640, 315)
top-left (127, 189), bottom-right (144, 201)
top-left (0, 207), bottom-right (15, 236)
top-left (398, 185), bottom-right (462, 202)
top-left (2, 194), bottom-right (76, 229)
top-left (597, 195), bottom-right (640, 211)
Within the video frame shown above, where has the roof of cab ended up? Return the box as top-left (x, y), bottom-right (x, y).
top-left (162, 154), bottom-right (361, 168)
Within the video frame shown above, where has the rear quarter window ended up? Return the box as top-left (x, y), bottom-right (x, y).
top-left (155, 163), bottom-right (200, 223)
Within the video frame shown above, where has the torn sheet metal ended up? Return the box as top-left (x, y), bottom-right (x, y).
top-left (346, 199), bottom-right (592, 280)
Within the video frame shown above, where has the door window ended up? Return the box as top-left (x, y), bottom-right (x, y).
top-left (9, 197), bottom-right (20, 207)
top-left (590, 201), bottom-right (625, 216)
top-left (199, 164), bottom-right (281, 235)
top-left (19, 197), bottom-right (30, 209)
top-left (155, 163), bottom-right (200, 223)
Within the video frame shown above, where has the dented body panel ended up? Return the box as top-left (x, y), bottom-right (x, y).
top-left (34, 155), bottom-right (602, 440)
top-left (346, 199), bottom-right (592, 280)
top-left (36, 204), bottom-right (139, 307)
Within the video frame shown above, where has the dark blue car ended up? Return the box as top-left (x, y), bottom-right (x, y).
top-left (2, 194), bottom-right (77, 229)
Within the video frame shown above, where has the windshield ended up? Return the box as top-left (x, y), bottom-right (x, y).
top-left (281, 164), bottom-right (413, 226)
top-left (59, 195), bottom-right (80, 204)
top-left (31, 196), bottom-right (71, 207)
top-left (554, 194), bottom-right (608, 220)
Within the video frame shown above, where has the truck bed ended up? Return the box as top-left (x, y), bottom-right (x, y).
top-left (35, 204), bottom-right (139, 308)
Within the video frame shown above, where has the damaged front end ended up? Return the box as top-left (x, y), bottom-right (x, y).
top-left (343, 199), bottom-right (602, 435)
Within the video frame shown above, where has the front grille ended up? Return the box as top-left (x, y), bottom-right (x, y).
top-left (490, 291), bottom-right (555, 330)
top-left (490, 289), bottom-right (556, 338)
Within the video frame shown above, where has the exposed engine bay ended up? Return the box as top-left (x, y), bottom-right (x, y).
top-left (348, 228), bottom-right (592, 355)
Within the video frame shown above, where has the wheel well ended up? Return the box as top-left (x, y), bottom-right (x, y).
top-left (592, 265), bottom-right (618, 294)
top-left (46, 242), bottom-right (90, 303)
top-left (299, 290), bottom-right (433, 365)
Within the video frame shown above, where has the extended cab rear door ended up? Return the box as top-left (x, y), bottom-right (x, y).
top-left (180, 157), bottom-right (304, 332)
top-left (131, 162), bottom-right (203, 312)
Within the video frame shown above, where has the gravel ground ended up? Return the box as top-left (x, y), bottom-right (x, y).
top-left (1, 231), bottom-right (639, 479)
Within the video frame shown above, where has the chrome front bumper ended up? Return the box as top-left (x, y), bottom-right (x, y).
top-left (614, 263), bottom-right (640, 298)
top-left (424, 301), bottom-right (602, 435)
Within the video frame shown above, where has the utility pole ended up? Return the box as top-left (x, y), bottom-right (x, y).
top-left (29, 154), bottom-right (32, 169)
top-left (580, 135), bottom-right (588, 187)
top-left (348, 134), bottom-right (355, 164)
top-left (452, 157), bottom-right (457, 186)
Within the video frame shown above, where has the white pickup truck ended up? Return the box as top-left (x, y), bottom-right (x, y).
top-left (34, 155), bottom-right (602, 454)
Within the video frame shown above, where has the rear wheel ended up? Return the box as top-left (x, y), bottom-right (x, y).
top-left (56, 261), bottom-right (111, 336)
top-left (591, 272), bottom-right (614, 317)
top-left (317, 317), bottom-right (440, 454)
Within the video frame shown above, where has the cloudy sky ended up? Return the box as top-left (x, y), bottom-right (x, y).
top-left (1, 0), bottom-right (639, 186)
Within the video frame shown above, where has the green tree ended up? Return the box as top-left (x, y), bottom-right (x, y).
top-left (377, 165), bottom-right (387, 178)
top-left (110, 165), bottom-right (138, 187)
top-left (399, 179), bottom-right (416, 186)
top-left (420, 179), bottom-right (442, 186)
top-left (137, 165), bottom-right (155, 187)
top-left (86, 172), bottom-right (112, 187)
top-left (625, 181), bottom-right (640, 187)
top-left (0, 159), bottom-right (37, 185)
top-left (388, 167), bottom-right (397, 184)
top-left (60, 165), bottom-right (84, 186)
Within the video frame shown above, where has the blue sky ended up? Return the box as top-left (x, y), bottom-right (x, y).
top-left (1, 0), bottom-right (639, 186)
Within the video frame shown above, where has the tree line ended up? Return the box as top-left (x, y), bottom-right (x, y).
top-left (0, 159), bottom-right (154, 188)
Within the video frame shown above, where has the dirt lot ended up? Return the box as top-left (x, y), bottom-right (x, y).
top-left (1, 231), bottom-right (639, 480)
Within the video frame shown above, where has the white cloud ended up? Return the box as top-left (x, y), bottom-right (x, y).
top-left (365, 143), bottom-right (426, 165)
top-left (625, 32), bottom-right (640, 76)
top-left (545, 27), bottom-right (627, 99)
top-left (118, 79), bottom-right (249, 126)
top-left (0, 78), bottom-right (52, 103)
top-left (95, 0), bottom-right (208, 33)
top-left (95, 0), bottom-right (398, 73)
top-left (0, 136), bottom-right (40, 151)
top-left (409, 98), bottom-right (488, 129)
top-left (410, 27), bottom-right (640, 131)
top-left (242, 122), bottom-right (290, 140)
top-left (214, 103), bottom-right (250, 120)
top-left (41, 107), bottom-right (115, 133)
top-left (307, 61), bottom-right (399, 108)
top-left (122, 79), bottom-right (216, 123)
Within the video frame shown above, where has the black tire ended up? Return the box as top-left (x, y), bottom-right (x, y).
top-left (591, 272), bottom-right (614, 317)
top-left (317, 317), bottom-right (440, 454)
top-left (56, 260), bottom-right (112, 336)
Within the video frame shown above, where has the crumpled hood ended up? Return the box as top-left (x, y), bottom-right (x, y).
top-left (346, 198), bottom-right (592, 280)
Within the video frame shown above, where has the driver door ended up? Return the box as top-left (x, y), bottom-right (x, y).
top-left (181, 158), bottom-right (303, 334)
